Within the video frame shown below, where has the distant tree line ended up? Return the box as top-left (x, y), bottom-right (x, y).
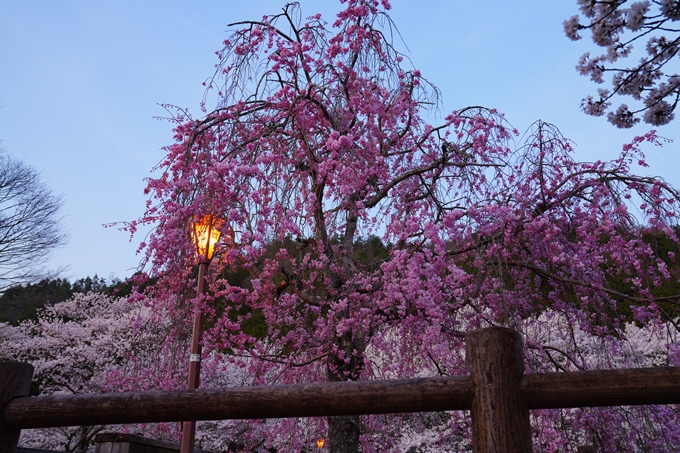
top-left (0, 275), bottom-right (134, 324)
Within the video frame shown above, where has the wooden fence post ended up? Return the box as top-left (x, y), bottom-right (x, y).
top-left (466, 327), bottom-right (532, 453)
top-left (0, 361), bottom-right (34, 453)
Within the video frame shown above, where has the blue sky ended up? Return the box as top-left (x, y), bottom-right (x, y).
top-left (0, 1), bottom-right (677, 282)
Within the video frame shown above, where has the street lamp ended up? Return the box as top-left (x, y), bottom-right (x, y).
top-left (192, 215), bottom-right (224, 265)
top-left (180, 214), bottom-right (227, 453)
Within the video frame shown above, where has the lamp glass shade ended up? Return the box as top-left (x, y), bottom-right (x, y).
top-left (192, 215), bottom-right (223, 262)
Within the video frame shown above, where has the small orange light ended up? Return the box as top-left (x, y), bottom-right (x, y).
top-left (316, 438), bottom-right (325, 449)
top-left (191, 215), bottom-right (226, 262)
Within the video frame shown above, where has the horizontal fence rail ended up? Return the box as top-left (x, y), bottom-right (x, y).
top-left (521, 367), bottom-right (680, 409)
top-left (2, 367), bottom-right (680, 430)
top-left (1, 376), bottom-right (473, 429)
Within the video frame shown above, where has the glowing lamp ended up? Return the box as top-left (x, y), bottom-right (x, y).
top-left (316, 438), bottom-right (325, 449)
top-left (191, 215), bottom-right (224, 263)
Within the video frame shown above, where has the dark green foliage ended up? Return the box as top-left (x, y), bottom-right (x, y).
top-left (71, 275), bottom-right (108, 294)
top-left (103, 273), bottom-right (156, 299)
top-left (352, 235), bottom-right (391, 271)
top-left (0, 278), bottom-right (72, 324)
top-left (641, 227), bottom-right (680, 319)
top-left (577, 226), bottom-right (680, 324)
top-left (0, 275), bottom-right (131, 325)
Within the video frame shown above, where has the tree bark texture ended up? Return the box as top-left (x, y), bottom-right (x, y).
top-left (328, 415), bottom-right (360, 453)
top-left (466, 327), bottom-right (533, 453)
top-left (326, 329), bottom-right (365, 453)
top-left (0, 361), bottom-right (34, 453)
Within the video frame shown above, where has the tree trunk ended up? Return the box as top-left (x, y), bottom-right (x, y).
top-left (326, 329), bottom-right (365, 453)
top-left (328, 415), bottom-right (360, 453)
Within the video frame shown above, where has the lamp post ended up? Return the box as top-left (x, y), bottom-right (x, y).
top-left (180, 215), bottom-right (225, 453)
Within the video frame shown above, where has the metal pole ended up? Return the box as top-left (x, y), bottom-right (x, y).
top-left (180, 261), bottom-right (208, 453)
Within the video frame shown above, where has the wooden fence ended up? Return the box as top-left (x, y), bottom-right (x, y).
top-left (2, 327), bottom-right (680, 452)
